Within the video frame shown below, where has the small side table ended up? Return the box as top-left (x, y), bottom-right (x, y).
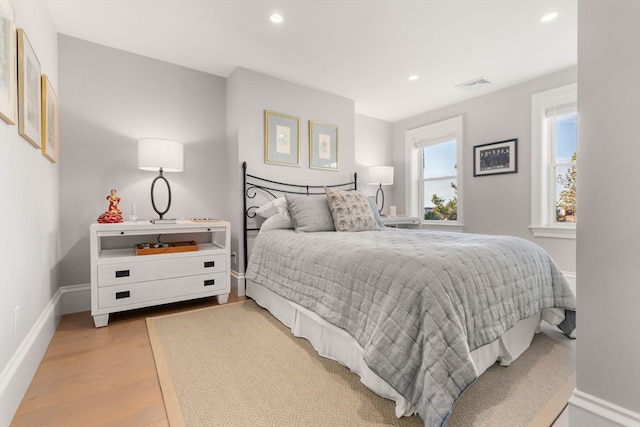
top-left (382, 216), bottom-right (421, 229)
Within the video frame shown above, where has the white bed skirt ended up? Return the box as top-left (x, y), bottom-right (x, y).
top-left (246, 279), bottom-right (565, 418)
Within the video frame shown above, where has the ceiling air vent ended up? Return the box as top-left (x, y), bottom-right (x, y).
top-left (455, 77), bottom-right (492, 92)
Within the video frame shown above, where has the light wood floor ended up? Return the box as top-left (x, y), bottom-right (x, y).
top-left (12, 292), bottom-right (569, 427)
top-left (11, 293), bottom-right (245, 427)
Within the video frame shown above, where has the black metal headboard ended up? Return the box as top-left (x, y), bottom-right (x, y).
top-left (242, 161), bottom-right (357, 270)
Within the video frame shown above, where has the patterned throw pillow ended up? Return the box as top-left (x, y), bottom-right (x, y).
top-left (325, 187), bottom-right (379, 232)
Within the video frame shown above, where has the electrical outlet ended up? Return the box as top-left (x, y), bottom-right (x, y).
top-left (231, 251), bottom-right (237, 265)
top-left (14, 306), bottom-right (20, 334)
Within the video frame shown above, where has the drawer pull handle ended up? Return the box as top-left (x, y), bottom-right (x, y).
top-left (115, 291), bottom-right (130, 299)
top-left (115, 270), bottom-right (130, 278)
top-left (204, 261), bottom-right (215, 268)
top-left (204, 279), bottom-right (215, 286)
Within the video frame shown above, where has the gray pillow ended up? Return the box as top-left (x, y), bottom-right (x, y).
top-left (325, 188), bottom-right (379, 232)
top-left (285, 194), bottom-right (336, 232)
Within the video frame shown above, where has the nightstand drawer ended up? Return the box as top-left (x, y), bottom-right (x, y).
top-left (98, 272), bottom-right (228, 309)
top-left (97, 254), bottom-right (226, 286)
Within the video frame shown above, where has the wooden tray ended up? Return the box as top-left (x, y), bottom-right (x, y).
top-left (135, 241), bottom-right (199, 256)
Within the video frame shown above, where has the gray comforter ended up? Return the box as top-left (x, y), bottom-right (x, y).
top-left (245, 228), bottom-right (576, 427)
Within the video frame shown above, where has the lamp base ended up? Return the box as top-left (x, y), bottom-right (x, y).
top-left (151, 218), bottom-right (178, 224)
top-left (151, 168), bottom-right (173, 221)
top-left (375, 185), bottom-right (385, 215)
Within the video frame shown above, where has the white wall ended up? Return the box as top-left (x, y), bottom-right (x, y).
top-left (57, 35), bottom-right (228, 288)
top-left (0, 2), bottom-right (58, 425)
top-left (392, 67), bottom-right (577, 274)
top-left (569, 1), bottom-right (640, 425)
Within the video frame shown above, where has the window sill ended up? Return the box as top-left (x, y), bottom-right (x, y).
top-left (529, 225), bottom-right (576, 239)
top-left (421, 222), bottom-right (465, 233)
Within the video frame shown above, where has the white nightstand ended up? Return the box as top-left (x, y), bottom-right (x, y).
top-left (382, 216), bottom-right (421, 228)
top-left (89, 220), bottom-right (230, 327)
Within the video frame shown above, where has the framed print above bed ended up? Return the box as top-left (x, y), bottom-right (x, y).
top-left (0, 0), bottom-right (17, 125)
top-left (473, 138), bottom-right (518, 177)
top-left (264, 110), bottom-right (300, 167)
top-left (41, 75), bottom-right (59, 163)
top-left (309, 120), bottom-right (338, 170)
top-left (17, 28), bottom-right (41, 148)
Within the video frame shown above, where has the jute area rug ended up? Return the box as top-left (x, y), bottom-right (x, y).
top-left (146, 300), bottom-right (575, 427)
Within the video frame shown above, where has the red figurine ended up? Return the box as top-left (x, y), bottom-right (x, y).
top-left (97, 189), bottom-right (124, 223)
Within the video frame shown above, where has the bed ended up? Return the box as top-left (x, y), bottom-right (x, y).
top-left (241, 162), bottom-right (576, 427)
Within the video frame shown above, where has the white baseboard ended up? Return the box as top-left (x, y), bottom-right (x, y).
top-left (569, 390), bottom-right (640, 427)
top-left (231, 269), bottom-right (246, 297)
top-left (60, 283), bottom-right (91, 314)
top-left (0, 284), bottom-right (90, 427)
top-left (0, 290), bottom-right (62, 427)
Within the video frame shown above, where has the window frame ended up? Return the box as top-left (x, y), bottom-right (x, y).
top-left (405, 116), bottom-right (464, 232)
top-left (530, 83), bottom-right (577, 239)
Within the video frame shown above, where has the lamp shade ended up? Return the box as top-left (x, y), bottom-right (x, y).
top-left (138, 138), bottom-right (184, 172)
top-left (369, 166), bottom-right (394, 185)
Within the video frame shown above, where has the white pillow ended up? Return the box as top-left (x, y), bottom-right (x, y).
top-left (255, 197), bottom-right (287, 218)
top-left (368, 196), bottom-right (386, 228)
top-left (260, 211), bottom-right (294, 232)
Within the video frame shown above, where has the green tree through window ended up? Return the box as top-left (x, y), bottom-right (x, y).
top-left (557, 152), bottom-right (577, 222)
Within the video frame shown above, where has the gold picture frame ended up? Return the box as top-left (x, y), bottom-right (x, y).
top-left (41, 75), bottom-right (58, 163)
top-left (0, 0), bottom-right (17, 125)
top-left (309, 121), bottom-right (338, 170)
top-left (264, 110), bottom-right (300, 166)
top-left (17, 28), bottom-right (41, 148)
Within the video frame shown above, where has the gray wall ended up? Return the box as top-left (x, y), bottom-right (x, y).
top-left (227, 67), bottom-right (360, 274)
top-left (355, 114), bottom-right (395, 214)
top-left (571, 0), bottom-right (640, 423)
top-left (392, 67), bottom-right (578, 274)
top-left (58, 35), bottom-right (228, 287)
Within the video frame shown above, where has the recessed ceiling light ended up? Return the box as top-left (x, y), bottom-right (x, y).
top-left (270, 13), bottom-right (284, 24)
top-left (540, 11), bottom-right (558, 23)
top-left (408, 75), bottom-right (420, 81)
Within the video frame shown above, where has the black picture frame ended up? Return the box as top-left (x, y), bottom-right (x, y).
top-left (473, 138), bottom-right (518, 177)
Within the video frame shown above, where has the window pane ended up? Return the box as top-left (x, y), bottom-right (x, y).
top-left (423, 178), bottom-right (457, 220)
top-left (423, 140), bottom-right (456, 179)
top-left (556, 165), bottom-right (577, 223)
top-left (555, 112), bottom-right (577, 163)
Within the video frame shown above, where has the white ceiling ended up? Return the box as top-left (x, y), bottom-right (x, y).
top-left (45, 0), bottom-right (577, 123)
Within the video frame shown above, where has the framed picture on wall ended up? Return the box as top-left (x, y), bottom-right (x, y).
top-left (17, 28), bottom-right (42, 148)
top-left (473, 138), bottom-right (518, 177)
top-left (264, 110), bottom-right (300, 166)
top-left (309, 121), bottom-right (338, 170)
top-left (0, 0), bottom-right (17, 125)
top-left (41, 75), bottom-right (59, 163)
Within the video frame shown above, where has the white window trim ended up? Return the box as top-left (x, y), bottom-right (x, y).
top-left (530, 83), bottom-right (577, 239)
top-left (405, 116), bottom-right (464, 231)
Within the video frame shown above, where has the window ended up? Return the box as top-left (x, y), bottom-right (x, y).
top-left (531, 83), bottom-right (577, 238)
top-left (422, 140), bottom-right (458, 221)
top-left (406, 116), bottom-right (464, 231)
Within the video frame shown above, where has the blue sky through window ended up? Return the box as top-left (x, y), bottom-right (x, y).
top-left (556, 113), bottom-right (577, 162)
top-left (423, 140), bottom-right (457, 209)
